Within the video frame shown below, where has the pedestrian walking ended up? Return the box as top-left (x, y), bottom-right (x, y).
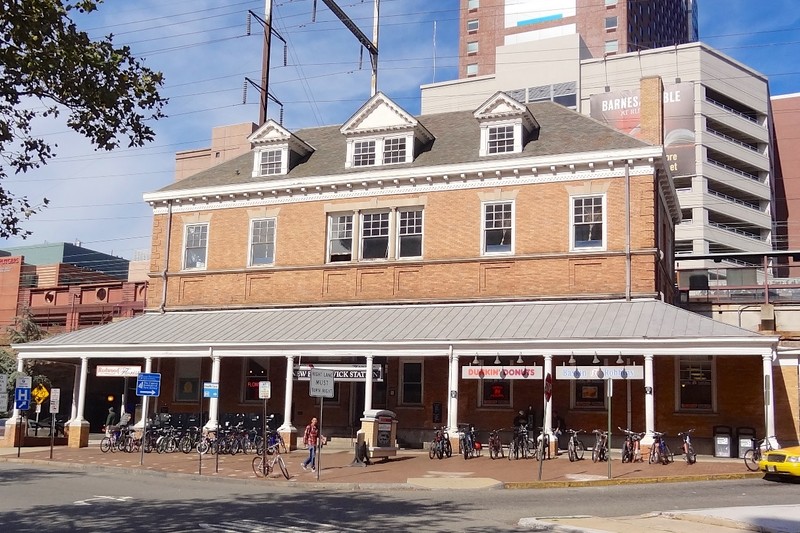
top-left (302, 417), bottom-right (319, 472)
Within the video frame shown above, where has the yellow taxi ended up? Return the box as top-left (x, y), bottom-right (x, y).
top-left (758, 445), bottom-right (800, 478)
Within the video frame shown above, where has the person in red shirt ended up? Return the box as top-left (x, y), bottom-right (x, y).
top-left (302, 417), bottom-right (319, 471)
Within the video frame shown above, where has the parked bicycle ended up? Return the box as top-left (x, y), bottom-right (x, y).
top-left (508, 424), bottom-right (530, 460)
top-left (678, 429), bottom-right (696, 465)
top-left (744, 435), bottom-right (775, 472)
top-left (459, 424), bottom-right (480, 459)
top-left (566, 429), bottom-right (585, 462)
top-left (619, 427), bottom-right (644, 463)
top-left (428, 426), bottom-right (451, 460)
top-left (251, 446), bottom-right (290, 479)
top-left (488, 428), bottom-right (504, 459)
top-left (649, 431), bottom-right (673, 465)
top-left (591, 429), bottom-right (609, 462)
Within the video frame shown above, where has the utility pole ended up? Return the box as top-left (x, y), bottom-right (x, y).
top-left (259, 0), bottom-right (272, 125)
top-left (319, 0), bottom-right (380, 96)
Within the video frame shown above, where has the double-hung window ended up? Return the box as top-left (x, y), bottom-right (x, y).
top-left (328, 214), bottom-right (354, 262)
top-left (249, 218), bottom-right (276, 266)
top-left (361, 212), bottom-right (390, 260)
top-left (572, 195), bottom-right (605, 250)
top-left (483, 201), bottom-right (513, 254)
top-left (259, 149), bottom-right (282, 176)
top-left (401, 361), bottom-right (422, 404)
top-left (488, 125), bottom-right (515, 154)
top-left (383, 137), bottom-right (406, 164)
top-left (677, 356), bottom-right (714, 411)
top-left (353, 140), bottom-right (376, 167)
top-left (184, 223), bottom-right (208, 269)
top-left (398, 209), bottom-right (423, 258)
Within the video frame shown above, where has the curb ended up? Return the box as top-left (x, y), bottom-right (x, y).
top-left (504, 471), bottom-right (764, 489)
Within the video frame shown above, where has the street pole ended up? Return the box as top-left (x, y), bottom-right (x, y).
top-left (317, 397), bottom-right (324, 481)
top-left (607, 378), bottom-right (613, 480)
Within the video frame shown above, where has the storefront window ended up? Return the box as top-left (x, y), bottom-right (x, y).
top-left (481, 380), bottom-right (511, 406)
top-left (175, 359), bottom-right (200, 402)
top-left (401, 361), bottom-right (422, 404)
top-left (243, 358), bottom-right (270, 402)
top-left (678, 355), bottom-right (714, 411)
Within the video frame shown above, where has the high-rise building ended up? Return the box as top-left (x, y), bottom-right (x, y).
top-left (460, 0), bottom-right (698, 78)
top-left (771, 93), bottom-right (800, 252)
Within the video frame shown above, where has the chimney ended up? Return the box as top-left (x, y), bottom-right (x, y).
top-left (639, 76), bottom-right (664, 146)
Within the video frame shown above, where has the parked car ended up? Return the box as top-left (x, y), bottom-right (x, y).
top-left (759, 445), bottom-right (800, 478)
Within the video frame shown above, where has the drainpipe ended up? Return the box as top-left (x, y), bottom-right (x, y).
top-left (625, 161), bottom-right (632, 301)
top-left (159, 201), bottom-right (173, 313)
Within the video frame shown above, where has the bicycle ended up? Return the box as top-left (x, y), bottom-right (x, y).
top-left (678, 429), bottom-right (696, 465)
top-left (251, 448), bottom-right (290, 479)
top-left (488, 428), bottom-right (505, 459)
top-left (428, 426), bottom-right (452, 459)
top-left (649, 431), bottom-right (673, 465)
top-left (619, 427), bottom-right (643, 463)
top-left (566, 429), bottom-right (585, 462)
top-left (531, 427), bottom-right (549, 462)
top-left (744, 436), bottom-right (775, 472)
top-left (459, 424), bottom-right (480, 459)
top-left (508, 425), bottom-right (528, 460)
top-left (591, 429), bottom-right (609, 463)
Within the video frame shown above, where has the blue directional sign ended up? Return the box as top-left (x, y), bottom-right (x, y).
top-left (136, 372), bottom-right (161, 397)
top-left (203, 382), bottom-right (219, 399)
top-left (15, 387), bottom-right (31, 410)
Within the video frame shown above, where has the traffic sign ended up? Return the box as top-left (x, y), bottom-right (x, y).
top-left (15, 387), bottom-right (30, 410)
top-left (258, 381), bottom-right (271, 400)
top-left (136, 372), bottom-right (161, 397)
top-left (32, 384), bottom-right (49, 404)
top-left (309, 369), bottom-right (334, 398)
top-left (50, 388), bottom-right (60, 414)
top-left (202, 382), bottom-right (219, 398)
top-left (16, 375), bottom-right (31, 389)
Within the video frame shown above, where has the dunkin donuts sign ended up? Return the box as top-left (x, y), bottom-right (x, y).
top-left (461, 366), bottom-right (543, 380)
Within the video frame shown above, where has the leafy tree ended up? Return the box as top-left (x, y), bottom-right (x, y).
top-left (1, 307), bottom-right (50, 413)
top-left (0, 0), bottom-right (167, 238)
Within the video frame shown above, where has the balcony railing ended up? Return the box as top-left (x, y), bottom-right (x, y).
top-left (705, 96), bottom-right (760, 124)
top-left (707, 189), bottom-right (760, 211)
top-left (708, 220), bottom-right (763, 241)
top-left (706, 127), bottom-right (759, 152)
top-left (707, 158), bottom-right (760, 182)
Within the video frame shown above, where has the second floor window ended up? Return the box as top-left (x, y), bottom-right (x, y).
top-left (184, 223), bottom-right (208, 269)
top-left (250, 218), bottom-right (276, 266)
top-left (572, 196), bottom-right (604, 250)
top-left (328, 214), bottom-right (354, 262)
top-left (483, 201), bottom-right (513, 254)
top-left (398, 209), bottom-right (423, 258)
top-left (361, 212), bottom-right (390, 260)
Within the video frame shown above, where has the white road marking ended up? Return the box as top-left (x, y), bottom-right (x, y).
top-left (74, 495), bottom-right (133, 506)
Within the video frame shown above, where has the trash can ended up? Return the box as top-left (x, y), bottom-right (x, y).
top-left (360, 409), bottom-right (398, 459)
top-left (713, 425), bottom-right (732, 458)
top-left (736, 427), bottom-right (756, 459)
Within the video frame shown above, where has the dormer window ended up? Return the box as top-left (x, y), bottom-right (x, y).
top-left (347, 135), bottom-right (410, 168)
top-left (259, 149), bottom-right (283, 175)
top-left (488, 125), bottom-right (515, 154)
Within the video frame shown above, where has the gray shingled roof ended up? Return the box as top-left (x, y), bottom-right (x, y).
top-left (16, 300), bottom-right (772, 355)
top-left (156, 102), bottom-right (650, 194)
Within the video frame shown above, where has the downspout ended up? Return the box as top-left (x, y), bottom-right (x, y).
top-left (625, 161), bottom-right (632, 301)
top-left (159, 200), bottom-right (173, 313)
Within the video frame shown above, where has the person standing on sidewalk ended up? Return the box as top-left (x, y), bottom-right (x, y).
top-left (302, 417), bottom-right (319, 472)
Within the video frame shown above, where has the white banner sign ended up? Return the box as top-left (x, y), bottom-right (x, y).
top-left (554, 365), bottom-right (644, 380)
top-left (461, 365), bottom-right (542, 380)
top-left (96, 365), bottom-right (142, 377)
top-left (309, 369), bottom-right (335, 398)
top-left (294, 364), bottom-right (383, 382)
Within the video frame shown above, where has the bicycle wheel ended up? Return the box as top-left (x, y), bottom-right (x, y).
top-left (252, 456), bottom-right (267, 478)
top-left (537, 438), bottom-right (545, 462)
top-left (650, 445), bottom-right (660, 465)
top-left (100, 436), bottom-right (112, 453)
top-left (436, 442), bottom-right (444, 459)
top-left (462, 438), bottom-right (470, 460)
top-left (685, 444), bottom-right (696, 465)
top-left (591, 444), bottom-right (600, 463)
top-left (197, 439), bottom-right (210, 455)
top-left (575, 440), bottom-right (585, 461)
top-left (621, 442), bottom-right (631, 463)
top-left (277, 455), bottom-right (290, 479)
top-left (444, 439), bottom-right (452, 458)
top-left (661, 443), bottom-right (673, 465)
top-left (743, 449), bottom-right (760, 471)
top-left (429, 441), bottom-right (437, 459)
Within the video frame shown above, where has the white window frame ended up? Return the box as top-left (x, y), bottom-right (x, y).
top-left (252, 145), bottom-right (288, 177)
top-left (382, 136), bottom-right (407, 165)
top-left (675, 355), bottom-right (717, 412)
top-left (242, 357), bottom-right (271, 403)
top-left (353, 139), bottom-right (376, 167)
top-left (570, 195), bottom-right (606, 252)
top-left (248, 217), bottom-right (276, 267)
top-left (397, 208), bottom-right (423, 259)
top-left (605, 0), bottom-right (616, 6)
top-left (327, 213), bottom-right (354, 263)
top-left (467, 41), bottom-right (479, 55)
top-left (605, 39), bottom-right (619, 54)
top-left (466, 63), bottom-right (478, 77)
top-left (481, 200), bottom-right (514, 255)
top-left (468, 0), bottom-right (479, 9)
top-left (360, 210), bottom-right (391, 261)
top-left (346, 134), bottom-right (411, 168)
top-left (605, 16), bottom-right (618, 30)
top-left (183, 223), bottom-right (209, 270)
top-left (479, 120), bottom-right (523, 156)
top-left (467, 19), bottom-right (479, 32)
top-left (400, 360), bottom-right (423, 405)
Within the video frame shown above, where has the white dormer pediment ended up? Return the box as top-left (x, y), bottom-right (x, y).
top-left (248, 119), bottom-right (313, 155)
top-left (341, 92), bottom-right (429, 138)
top-left (474, 91), bottom-right (538, 131)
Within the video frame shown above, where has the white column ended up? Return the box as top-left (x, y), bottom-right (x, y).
top-left (70, 363), bottom-right (80, 422)
top-left (763, 350), bottom-right (777, 445)
top-left (135, 357), bottom-right (153, 428)
top-left (74, 357), bottom-right (90, 423)
top-left (364, 354), bottom-right (374, 415)
top-left (279, 354), bottom-right (295, 432)
top-left (204, 353), bottom-right (221, 431)
top-left (120, 377), bottom-right (128, 416)
top-left (643, 354), bottom-right (655, 437)
top-left (543, 354), bottom-right (553, 436)
top-left (447, 347), bottom-right (459, 434)
top-left (11, 357), bottom-right (24, 421)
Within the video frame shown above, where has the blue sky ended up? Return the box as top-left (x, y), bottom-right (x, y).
top-left (3, 0), bottom-right (799, 260)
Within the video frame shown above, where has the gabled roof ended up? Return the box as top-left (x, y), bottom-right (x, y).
top-left (247, 119), bottom-right (313, 155)
top-left (474, 91), bottom-right (539, 131)
top-left (153, 101), bottom-right (650, 195)
top-left (15, 300), bottom-right (776, 359)
top-left (340, 91), bottom-right (431, 140)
